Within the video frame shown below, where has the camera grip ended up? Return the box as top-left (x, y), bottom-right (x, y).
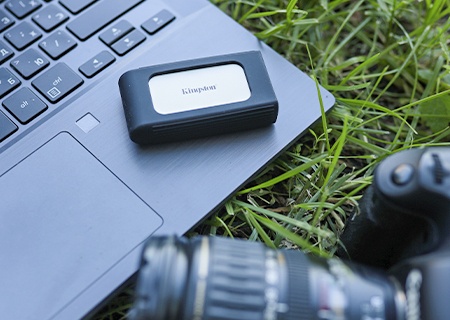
top-left (338, 147), bottom-right (450, 268)
top-left (337, 185), bottom-right (429, 268)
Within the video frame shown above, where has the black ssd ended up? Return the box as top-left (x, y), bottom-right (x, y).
top-left (119, 51), bottom-right (278, 144)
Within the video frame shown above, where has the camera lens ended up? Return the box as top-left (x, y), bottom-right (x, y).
top-left (130, 236), bottom-right (405, 320)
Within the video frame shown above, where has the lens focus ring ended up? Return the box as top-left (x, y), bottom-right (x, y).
top-left (200, 237), bottom-right (279, 320)
top-left (283, 251), bottom-right (312, 320)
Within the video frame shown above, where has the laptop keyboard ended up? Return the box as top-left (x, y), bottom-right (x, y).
top-left (0, 0), bottom-right (175, 143)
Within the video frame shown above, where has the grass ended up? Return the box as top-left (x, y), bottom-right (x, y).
top-left (93, 0), bottom-right (450, 318)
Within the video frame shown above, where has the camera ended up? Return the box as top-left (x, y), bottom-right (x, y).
top-left (130, 147), bottom-right (450, 320)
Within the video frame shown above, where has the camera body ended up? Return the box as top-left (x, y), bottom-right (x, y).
top-left (131, 147), bottom-right (450, 320)
top-left (337, 147), bottom-right (450, 269)
top-left (337, 147), bottom-right (450, 319)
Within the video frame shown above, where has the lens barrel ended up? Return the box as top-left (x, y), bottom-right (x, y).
top-left (131, 236), bottom-right (403, 320)
top-left (130, 236), bottom-right (190, 319)
top-left (191, 237), bottom-right (313, 320)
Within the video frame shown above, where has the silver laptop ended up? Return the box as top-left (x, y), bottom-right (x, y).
top-left (0, 0), bottom-right (335, 319)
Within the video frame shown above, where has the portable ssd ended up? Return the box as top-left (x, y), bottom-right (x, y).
top-left (119, 51), bottom-right (278, 144)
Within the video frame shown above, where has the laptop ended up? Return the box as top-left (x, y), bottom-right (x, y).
top-left (0, 0), bottom-right (334, 319)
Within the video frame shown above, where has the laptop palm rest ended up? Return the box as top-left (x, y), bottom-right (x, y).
top-left (0, 132), bottom-right (162, 319)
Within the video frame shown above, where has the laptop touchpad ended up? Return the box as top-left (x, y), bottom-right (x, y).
top-left (0, 132), bottom-right (162, 319)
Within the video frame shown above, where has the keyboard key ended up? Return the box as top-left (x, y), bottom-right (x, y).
top-left (79, 50), bottom-right (115, 78)
top-left (0, 40), bottom-right (14, 64)
top-left (0, 9), bottom-right (15, 33)
top-left (99, 20), bottom-right (133, 46)
top-left (110, 29), bottom-right (145, 56)
top-left (4, 21), bottom-right (42, 50)
top-left (5, 0), bottom-right (42, 19)
top-left (39, 30), bottom-right (77, 59)
top-left (0, 67), bottom-right (20, 98)
top-left (59, 0), bottom-right (97, 14)
top-left (66, 0), bottom-right (144, 41)
top-left (32, 4), bottom-right (69, 32)
top-left (3, 87), bottom-right (47, 123)
top-left (0, 110), bottom-right (17, 142)
top-left (141, 10), bottom-right (175, 35)
top-left (10, 48), bottom-right (49, 79)
top-left (32, 62), bottom-right (83, 103)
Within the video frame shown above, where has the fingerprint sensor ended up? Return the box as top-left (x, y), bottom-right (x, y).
top-left (76, 113), bottom-right (100, 133)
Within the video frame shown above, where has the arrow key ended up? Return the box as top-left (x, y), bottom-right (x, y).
top-left (99, 20), bottom-right (134, 46)
top-left (141, 10), bottom-right (175, 35)
top-left (110, 29), bottom-right (145, 56)
top-left (79, 50), bottom-right (115, 78)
